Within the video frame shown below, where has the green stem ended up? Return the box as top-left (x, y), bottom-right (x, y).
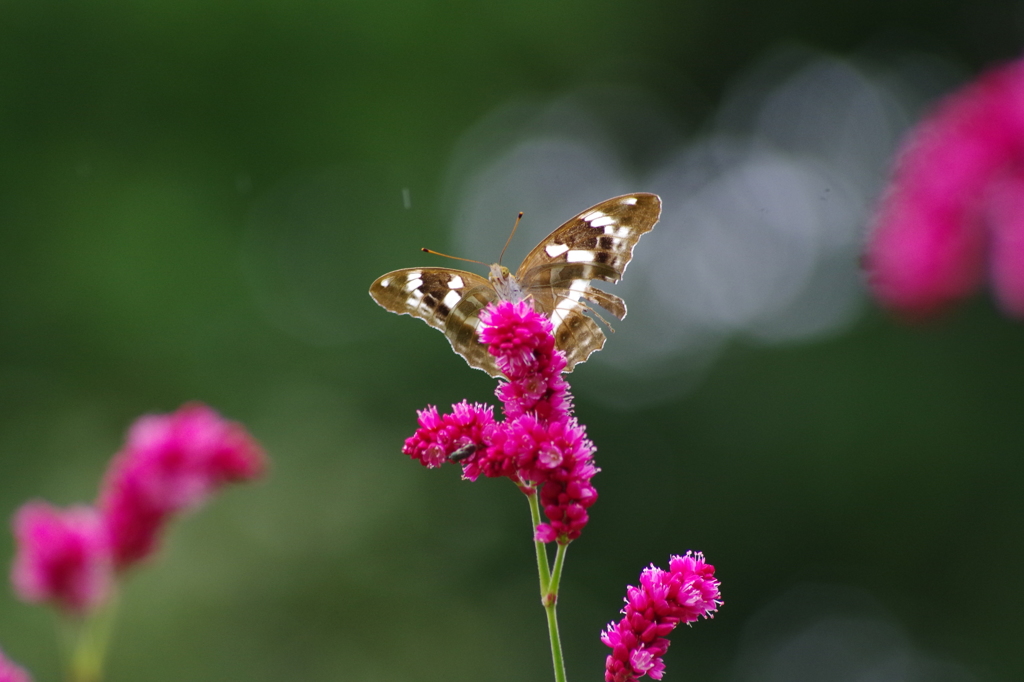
top-left (527, 490), bottom-right (569, 682)
top-left (549, 541), bottom-right (568, 600)
top-left (528, 490), bottom-right (552, 588)
top-left (57, 590), bottom-right (119, 682)
top-left (545, 542), bottom-right (569, 682)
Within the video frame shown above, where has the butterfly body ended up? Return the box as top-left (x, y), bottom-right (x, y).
top-left (370, 193), bottom-right (661, 377)
top-left (488, 264), bottom-right (525, 303)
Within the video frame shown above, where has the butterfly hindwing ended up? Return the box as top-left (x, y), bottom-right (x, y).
top-left (552, 307), bottom-right (606, 371)
top-left (444, 281), bottom-right (502, 376)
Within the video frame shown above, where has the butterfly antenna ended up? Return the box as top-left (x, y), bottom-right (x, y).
top-left (498, 212), bottom-right (524, 266)
top-left (421, 248), bottom-right (487, 266)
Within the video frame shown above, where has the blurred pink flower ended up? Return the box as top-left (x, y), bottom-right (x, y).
top-left (601, 552), bottom-right (722, 682)
top-left (99, 403), bottom-right (266, 569)
top-left (0, 649), bottom-right (31, 682)
top-left (10, 502), bottom-right (112, 615)
top-left (866, 56), bottom-right (1024, 318)
top-left (402, 300), bottom-right (598, 543)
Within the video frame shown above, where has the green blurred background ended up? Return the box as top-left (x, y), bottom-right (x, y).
top-left (2, 1), bottom-right (1023, 681)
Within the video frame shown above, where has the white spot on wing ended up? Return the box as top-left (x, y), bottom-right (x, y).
top-left (380, 277), bottom-right (391, 287)
top-left (552, 279), bottom-right (588, 321)
top-left (582, 210), bottom-right (605, 222)
top-left (566, 249), bottom-right (595, 263)
top-left (545, 242), bottom-right (570, 257)
top-left (443, 290), bottom-right (462, 309)
top-left (448, 275), bottom-right (464, 289)
top-left (589, 215), bottom-right (616, 228)
top-left (621, 197), bottom-right (638, 205)
top-left (404, 277), bottom-right (423, 292)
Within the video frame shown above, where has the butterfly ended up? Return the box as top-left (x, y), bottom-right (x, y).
top-left (369, 193), bottom-right (662, 377)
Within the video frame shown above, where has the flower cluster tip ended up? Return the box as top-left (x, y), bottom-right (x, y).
top-left (601, 552), bottom-right (722, 682)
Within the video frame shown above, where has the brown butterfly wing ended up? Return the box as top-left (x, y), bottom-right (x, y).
top-left (369, 267), bottom-right (503, 376)
top-left (515, 193), bottom-right (661, 370)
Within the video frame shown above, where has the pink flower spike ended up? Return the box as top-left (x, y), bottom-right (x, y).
top-left (866, 56), bottom-right (1024, 319)
top-left (99, 403), bottom-right (266, 570)
top-left (403, 301), bottom-right (599, 542)
top-left (0, 649), bottom-right (31, 682)
top-left (602, 553), bottom-right (722, 682)
top-left (10, 502), bottom-right (112, 615)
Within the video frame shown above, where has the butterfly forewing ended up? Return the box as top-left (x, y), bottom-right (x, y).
top-left (518, 193), bottom-right (661, 367)
top-left (517, 193), bottom-right (661, 285)
top-left (370, 267), bottom-right (504, 376)
top-left (369, 193), bottom-right (661, 377)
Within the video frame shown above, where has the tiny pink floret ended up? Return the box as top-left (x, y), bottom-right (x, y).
top-left (99, 403), bottom-right (266, 570)
top-left (0, 649), bottom-right (32, 682)
top-left (602, 552), bottom-right (722, 682)
top-left (10, 502), bottom-right (112, 615)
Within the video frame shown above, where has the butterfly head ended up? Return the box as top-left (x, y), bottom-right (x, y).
top-left (489, 263), bottom-right (511, 280)
top-left (488, 263), bottom-right (524, 302)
